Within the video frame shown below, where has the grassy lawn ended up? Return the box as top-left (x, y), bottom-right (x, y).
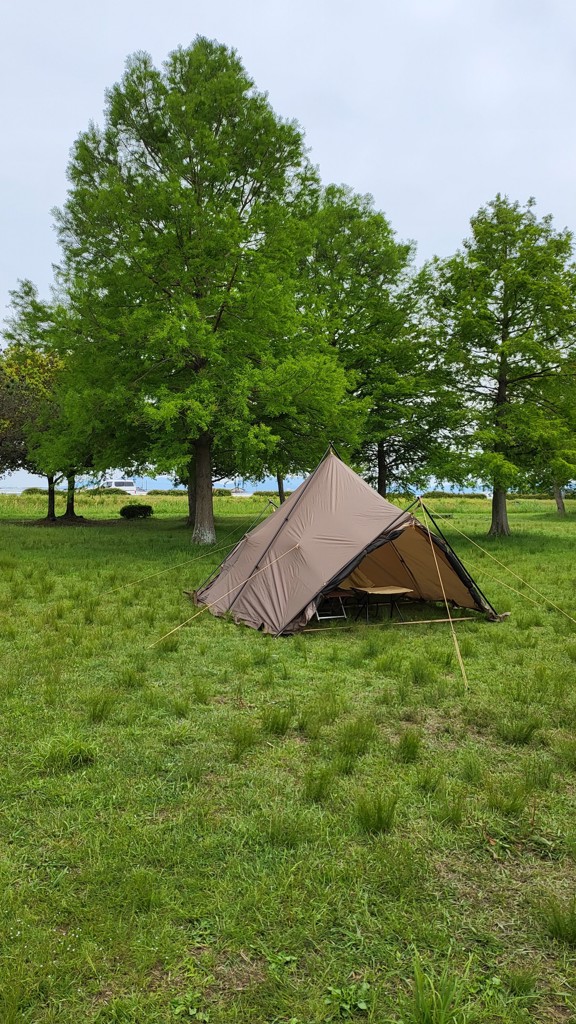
top-left (1, 492), bottom-right (575, 1022)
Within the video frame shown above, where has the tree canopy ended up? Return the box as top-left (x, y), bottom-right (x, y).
top-left (427, 195), bottom-right (576, 534)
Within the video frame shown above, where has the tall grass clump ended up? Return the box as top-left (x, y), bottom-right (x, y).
top-left (539, 895), bottom-right (576, 945)
top-left (409, 657), bottom-right (437, 688)
top-left (496, 716), bottom-right (540, 745)
top-left (336, 715), bottom-right (377, 759)
top-left (302, 766), bottom-right (335, 804)
top-left (86, 688), bottom-right (116, 724)
top-left (522, 753), bottom-right (554, 791)
top-left (229, 719), bottom-right (258, 762)
top-left (39, 736), bottom-right (96, 774)
top-left (486, 779), bottom-right (527, 817)
top-left (356, 791), bottom-right (398, 835)
top-left (405, 952), bottom-right (471, 1024)
top-left (261, 705), bottom-right (292, 736)
top-left (396, 727), bottom-right (423, 764)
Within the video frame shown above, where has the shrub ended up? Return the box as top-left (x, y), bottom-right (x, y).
top-left (213, 488), bottom-right (231, 496)
top-left (119, 503), bottom-right (154, 519)
top-left (21, 487), bottom-right (48, 494)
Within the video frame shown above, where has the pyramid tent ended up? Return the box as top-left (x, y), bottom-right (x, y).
top-left (194, 451), bottom-right (497, 635)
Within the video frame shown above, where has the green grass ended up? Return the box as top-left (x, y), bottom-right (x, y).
top-left (0, 493), bottom-right (575, 1021)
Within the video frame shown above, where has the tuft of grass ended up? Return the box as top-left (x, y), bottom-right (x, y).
top-left (261, 705), bottom-right (292, 737)
top-left (522, 753), bottom-right (554, 791)
top-left (539, 894), bottom-right (576, 945)
top-left (118, 666), bottom-right (145, 690)
top-left (409, 657), bottom-right (437, 687)
top-left (39, 736), bottom-right (96, 774)
top-left (335, 715), bottom-right (377, 760)
top-left (486, 779), bottom-right (527, 817)
top-left (405, 952), bottom-right (471, 1024)
top-left (355, 791), bottom-right (398, 834)
top-left (229, 719), bottom-right (258, 762)
top-left (191, 679), bottom-right (211, 704)
top-left (396, 727), bottom-right (423, 764)
top-left (503, 966), bottom-right (538, 1000)
top-left (302, 765), bottom-right (335, 804)
top-left (554, 737), bottom-right (576, 770)
top-left (458, 748), bottom-right (484, 785)
top-left (86, 688), bottom-right (116, 724)
top-left (433, 792), bottom-right (465, 828)
top-left (496, 716), bottom-right (540, 745)
top-left (265, 810), bottom-right (309, 849)
top-left (416, 766), bottom-right (445, 794)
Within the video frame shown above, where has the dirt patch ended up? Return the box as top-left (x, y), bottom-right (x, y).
top-left (209, 950), bottom-right (266, 994)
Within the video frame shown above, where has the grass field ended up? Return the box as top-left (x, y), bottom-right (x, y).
top-left (1, 492), bottom-right (575, 1023)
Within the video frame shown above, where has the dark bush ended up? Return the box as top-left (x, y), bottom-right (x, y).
top-left (119, 504), bottom-right (154, 519)
top-left (21, 487), bottom-right (49, 495)
top-left (147, 489), bottom-right (184, 496)
top-left (212, 488), bottom-right (231, 496)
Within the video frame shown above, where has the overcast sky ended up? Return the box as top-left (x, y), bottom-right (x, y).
top-left (2, 0), bottom-right (576, 319)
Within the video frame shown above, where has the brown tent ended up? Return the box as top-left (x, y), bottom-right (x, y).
top-left (193, 451), bottom-right (497, 634)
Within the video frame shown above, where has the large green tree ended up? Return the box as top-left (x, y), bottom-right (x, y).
top-left (427, 195), bottom-right (576, 535)
top-left (299, 185), bottom-right (451, 496)
top-left (55, 37), bottom-right (347, 543)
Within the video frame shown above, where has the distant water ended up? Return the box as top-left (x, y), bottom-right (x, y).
top-left (0, 469), bottom-right (305, 495)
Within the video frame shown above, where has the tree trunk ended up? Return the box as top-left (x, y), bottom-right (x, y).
top-left (488, 485), bottom-right (511, 536)
top-left (46, 475), bottom-right (56, 521)
top-left (191, 434), bottom-right (215, 545)
top-left (553, 481), bottom-right (566, 516)
top-left (377, 441), bottom-right (388, 497)
top-left (61, 474), bottom-right (79, 519)
top-left (276, 471), bottom-right (285, 504)
top-left (186, 457), bottom-right (196, 527)
top-left (489, 351), bottom-right (510, 537)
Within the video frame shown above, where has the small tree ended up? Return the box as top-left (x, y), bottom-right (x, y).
top-left (427, 195), bottom-right (576, 535)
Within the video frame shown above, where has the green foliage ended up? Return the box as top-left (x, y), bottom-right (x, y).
top-left (323, 981), bottom-right (371, 1018)
top-left (54, 37), bottom-right (353, 543)
top-left (119, 503), bottom-right (154, 520)
top-left (427, 194), bottom-right (576, 534)
top-left (405, 953), bottom-right (471, 1024)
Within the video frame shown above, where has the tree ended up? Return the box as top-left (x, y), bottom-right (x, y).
top-left (427, 195), bottom-right (576, 535)
top-left (297, 185), bottom-right (450, 496)
top-left (55, 37), bottom-right (345, 543)
top-left (2, 281), bottom-right (98, 520)
top-left (0, 338), bottom-right (62, 519)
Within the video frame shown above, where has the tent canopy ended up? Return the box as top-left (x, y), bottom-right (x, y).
top-left (194, 451), bottom-right (496, 634)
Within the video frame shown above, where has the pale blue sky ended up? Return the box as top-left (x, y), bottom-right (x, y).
top-left (2, 0), bottom-right (576, 317)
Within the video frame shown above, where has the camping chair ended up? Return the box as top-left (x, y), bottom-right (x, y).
top-left (315, 589), bottom-right (350, 621)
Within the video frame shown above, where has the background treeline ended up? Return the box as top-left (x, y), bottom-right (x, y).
top-left (1, 37), bottom-right (576, 538)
